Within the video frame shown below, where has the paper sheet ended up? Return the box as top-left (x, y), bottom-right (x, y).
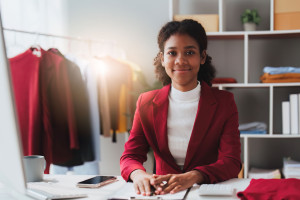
top-left (109, 182), bottom-right (188, 200)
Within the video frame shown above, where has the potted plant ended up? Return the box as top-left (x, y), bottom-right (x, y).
top-left (241, 9), bottom-right (261, 31)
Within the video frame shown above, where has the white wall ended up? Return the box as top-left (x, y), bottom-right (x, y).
top-left (64, 0), bottom-right (169, 85)
top-left (64, 0), bottom-right (169, 175)
top-left (0, 0), bottom-right (170, 175)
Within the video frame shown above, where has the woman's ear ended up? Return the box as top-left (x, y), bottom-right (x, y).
top-left (159, 52), bottom-right (165, 67)
top-left (200, 50), bottom-right (207, 65)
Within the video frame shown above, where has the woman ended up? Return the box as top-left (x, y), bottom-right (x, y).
top-left (120, 19), bottom-right (241, 196)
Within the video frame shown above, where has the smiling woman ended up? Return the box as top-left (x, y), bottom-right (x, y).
top-left (160, 33), bottom-right (205, 92)
top-left (154, 20), bottom-right (216, 89)
top-left (120, 19), bottom-right (241, 196)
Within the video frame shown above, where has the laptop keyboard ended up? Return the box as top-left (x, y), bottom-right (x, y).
top-left (27, 182), bottom-right (87, 200)
top-left (198, 184), bottom-right (235, 196)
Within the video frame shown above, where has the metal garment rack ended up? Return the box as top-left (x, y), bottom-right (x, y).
top-left (3, 27), bottom-right (123, 59)
top-left (3, 27), bottom-right (117, 45)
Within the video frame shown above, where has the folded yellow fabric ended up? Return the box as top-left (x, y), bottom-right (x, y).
top-left (260, 73), bottom-right (300, 83)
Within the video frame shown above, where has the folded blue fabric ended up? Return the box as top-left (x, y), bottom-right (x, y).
top-left (263, 66), bottom-right (300, 75)
top-left (240, 130), bottom-right (267, 134)
top-left (239, 122), bottom-right (267, 131)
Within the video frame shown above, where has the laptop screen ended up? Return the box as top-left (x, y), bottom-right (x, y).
top-left (0, 10), bottom-right (27, 195)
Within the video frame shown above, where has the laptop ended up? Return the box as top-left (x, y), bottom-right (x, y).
top-left (0, 10), bottom-right (87, 200)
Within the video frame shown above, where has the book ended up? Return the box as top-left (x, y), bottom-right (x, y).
top-left (289, 94), bottom-right (298, 135)
top-left (282, 101), bottom-right (290, 135)
top-left (283, 157), bottom-right (300, 178)
top-left (248, 167), bottom-right (281, 179)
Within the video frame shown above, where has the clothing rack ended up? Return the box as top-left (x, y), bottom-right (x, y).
top-left (3, 27), bottom-right (117, 45)
top-left (3, 27), bottom-right (126, 59)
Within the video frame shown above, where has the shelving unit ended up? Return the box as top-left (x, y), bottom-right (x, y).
top-left (169, 0), bottom-right (300, 178)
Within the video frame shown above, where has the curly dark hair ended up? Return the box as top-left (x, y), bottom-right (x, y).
top-left (154, 19), bottom-right (216, 86)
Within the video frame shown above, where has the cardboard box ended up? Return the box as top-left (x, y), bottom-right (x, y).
top-left (173, 14), bottom-right (219, 32)
top-left (274, 0), bottom-right (300, 13)
top-left (274, 12), bottom-right (300, 30)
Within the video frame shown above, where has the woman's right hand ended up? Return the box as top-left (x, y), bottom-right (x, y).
top-left (130, 169), bottom-right (154, 196)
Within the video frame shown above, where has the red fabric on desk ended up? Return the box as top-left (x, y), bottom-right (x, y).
top-left (237, 178), bottom-right (300, 200)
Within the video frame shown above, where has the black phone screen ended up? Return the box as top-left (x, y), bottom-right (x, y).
top-left (78, 176), bottom-right (115, 184)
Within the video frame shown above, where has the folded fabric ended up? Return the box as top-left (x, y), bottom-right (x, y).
top-left (212, 77), bottom-right (237, 84)
top-left (239, 122), bottom-right (267, 131)
top-left (240, 130), bottom-right (267, 134)
top-left (237, 178), bottom-right (300, 200)
top-left (260, 73), bottom-right (300, 83)
top-left (263, 66), bottom-right (300, 75)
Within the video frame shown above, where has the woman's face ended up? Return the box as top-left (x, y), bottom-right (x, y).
top-left (160, 33), bottom-right (206, 92)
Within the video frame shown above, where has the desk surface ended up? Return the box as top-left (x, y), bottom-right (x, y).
top-left (0, 175), bottom-right (251, 200)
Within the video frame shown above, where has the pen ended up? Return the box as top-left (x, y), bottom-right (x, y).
top-left (150, 185), bottom-right (156, 196)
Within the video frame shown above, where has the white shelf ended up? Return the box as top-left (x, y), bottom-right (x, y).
top-left (214, 83), bottom-right (300, 88)
top-left (241, 134), bottom-right (300, 138)
top-left (207, 30), bottom-right (300, 37)
top-left (170, 0), bottom-right (300, 179)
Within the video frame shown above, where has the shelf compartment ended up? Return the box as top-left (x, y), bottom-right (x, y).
top-left (273, 86), bottom-right (300, 135)
top-left (222, 0), bottom-right (270, 31)
top-left (248, 138), bottom-right (300, 174)
top-left (208, 39), bottom-right (244, 83)
top-left (230, 87), bottom-right (269, 129)
top-left (248, 37), bottom-right (300, 83)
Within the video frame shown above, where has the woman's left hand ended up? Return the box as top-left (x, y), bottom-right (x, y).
top-left (151, 170), bottom-right (204, 195)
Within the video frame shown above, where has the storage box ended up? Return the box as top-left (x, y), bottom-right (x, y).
top-left (274, 0), bottom-right (300, 30)
top-left (274, 12), bottom-right (300, 30)
top-left (173, 14), bottom-right (219, 32)
top-left (274, 0), bottom-right (300, 13)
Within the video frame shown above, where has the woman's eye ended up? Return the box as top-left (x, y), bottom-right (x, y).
top-left (186, 51), bottom-right (195, 55)
top-left (167, 51), bottom-right (176, 56)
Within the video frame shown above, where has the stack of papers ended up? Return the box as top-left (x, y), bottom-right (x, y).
top-left (248, 168), bottom-right (281, 179)
top-left (283, 157), bottom-right (300, 178)
top-left (109, 182), bottom-right (188, 200)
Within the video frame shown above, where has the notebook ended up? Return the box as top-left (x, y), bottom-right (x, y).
top-left (0, 10), bottom-right (86, 200)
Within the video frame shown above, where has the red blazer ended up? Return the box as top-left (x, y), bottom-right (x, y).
top-left (120, 82), bottom-right (241, 184)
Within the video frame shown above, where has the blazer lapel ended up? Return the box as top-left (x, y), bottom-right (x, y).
top-left (153, 85), bottom-right (179, 170)
top-left (183, 82), bottom-right (217, 170)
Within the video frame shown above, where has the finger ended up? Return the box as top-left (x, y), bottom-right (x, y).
top-left (133, 183), bottom-right (140, 195)
top-left (152, 174), bottom-right (171, 185)
top-left (161, 182), bottom-right (178, 194)
top-left (170, 185), bottom-right (182, 194)
top-left (165, 175), bottom-right (178, 185)
top-left (138, 183), bottom-right (146, 196)
top-left (152, 174), bottom-right (159, 178)
top-left (143, 180), bottom-right (152, 196)
top-left (150, 176), bottom-right (158, 187)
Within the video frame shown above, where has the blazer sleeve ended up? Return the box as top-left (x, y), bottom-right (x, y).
top-left (194, 93), bottom-right (241, 183)
top-left (120, 94), bottom-right (150, 181)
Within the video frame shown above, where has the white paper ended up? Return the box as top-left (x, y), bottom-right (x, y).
top-left (109, 182), bottom-right (188, 200)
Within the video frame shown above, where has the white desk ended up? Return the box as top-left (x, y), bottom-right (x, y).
top-left (0, 175), bottom-right (251, 200)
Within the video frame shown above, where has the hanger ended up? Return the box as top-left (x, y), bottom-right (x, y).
top-left (30, 32), bottom-right (42, 57)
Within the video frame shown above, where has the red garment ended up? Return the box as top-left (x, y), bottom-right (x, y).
top-left (237, 179), bottom-right (300, 200)
top-left (212, 77), bottom-right (237, 84)
top-left (40, 50), bottom-right (79, 166)
top-left (9, 49), bottom-right (43, 157)
top-left (120, 82), bottom-right (241, 183)
top-left (10, 48), bottom-right (79, 173)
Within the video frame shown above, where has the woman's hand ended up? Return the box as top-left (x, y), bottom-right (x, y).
top-left (130, 169), bottom-right (155, 196)
top-left (151, 170), bottom-right (204, 195)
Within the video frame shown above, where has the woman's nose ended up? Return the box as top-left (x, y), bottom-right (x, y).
top-left (175, 54), bottom-right (187, 65)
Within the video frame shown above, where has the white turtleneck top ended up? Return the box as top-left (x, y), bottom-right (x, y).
top-left (167, 82), bottom-right (201, 169)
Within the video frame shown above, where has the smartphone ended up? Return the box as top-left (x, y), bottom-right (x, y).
top-left (76, 176), bottom-right (117, 188)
